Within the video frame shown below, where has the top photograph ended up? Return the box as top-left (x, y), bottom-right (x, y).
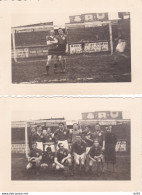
top-left (11, 12), bottom-right (131, 84)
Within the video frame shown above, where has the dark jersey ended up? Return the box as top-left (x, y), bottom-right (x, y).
top-left (42, 133), bottom-right (54, 143)
top-left (105, 133), bottom-right (117, 148)
top-left (54, 129), bottom-right (69, 142)
top-left (93, 131), bottom-right (105, 146)
top-left (46, 35), bottom-right (58, 49)
top-left (84, 131), bottom-right (94, 147)
top-left (71, 140), bottom-right (87, 155)
top-left (55, 148), bottom-right (69, 163)
top-left (88, 146), bottom-right (102, 159)
top-left (42, 151), bottom-right (55, 164)
top-left (71, 129), bottom-right (82, 143)
top-left (31, 133), bottom-right (42, 142)
top-left (57, 34), bottom-right (67, 54)
top-left (29, 148), bottom-right (42, 158)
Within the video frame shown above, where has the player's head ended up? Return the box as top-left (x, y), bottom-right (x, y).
top-left (47, 127), bottom-right (51, 134)
top-left (58, 122), bottom-right (64, 130)
top-left (42, 127), bottom-right (47, 135)
top-left (32, 142), bottom-right (37, 149)
top-left (73, 123), bottom-right (79, 130)
top-left (46, 146), bottom-right (52, 153)
top-left (37, 125), bottom-right (42, 134)
top-left (58, 28), bottom-right (64, 35)
top-left (85, 125), bottom-right (90, 132)
top-left (76, 135), bottom-right (82, 144)
top-left (93, 139), bottom-right (99, 147)
top-left (107, 126), bottom-right (112, 133)
top-left (31, 126), bottom-right (36, 134)
top-left (58, 143), bottom-right (64, 150)
top-left (95, 123), bottom-right (100, 131)
top-left (50, 29), bottom-right (55, 36)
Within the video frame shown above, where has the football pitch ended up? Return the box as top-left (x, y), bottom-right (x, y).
top-left (12, 54), bottom-right (131, 83)
top-left (11, 153), bottom-right (130, 180)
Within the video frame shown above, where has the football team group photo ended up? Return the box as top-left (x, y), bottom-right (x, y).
top-left (11, 110), bottom-right (130, 180)
top-left (11, 12), bottom-right (131, 83)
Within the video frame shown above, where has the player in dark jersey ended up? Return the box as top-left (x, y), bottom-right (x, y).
top-left (88, 140), bottom-right (103, 176)
top-left (54, 143), bottom-right (72, 175)
top-left (29, 126), bottom-right (36, 150)
top-left (26, 142), bottom-right (42, 175)
top-left (57, 28), bottom-right (67, 73)
top-left (70, 123), bottom-right (82, 143)
top-left (82, 125), bottom-right (93, 154)
top-left (93, 123), bottom-right (105, 171)
top-left (46, 29), bottom-right (58, 75)
top-left (40, 146), bottom-right (55, 170)
top-left (31, 125), bottom-right (43, 150)
top-left (93, 124), bottom-right (105, 150)
top-left (42, 127), bottom-right (55, 152)
top-left (71, 136), bottom-right (87, 172)
top-left (54, 123), bottom-right (70, 150)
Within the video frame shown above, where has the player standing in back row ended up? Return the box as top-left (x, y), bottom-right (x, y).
top-left (57, 28), bottom-right (67, 73)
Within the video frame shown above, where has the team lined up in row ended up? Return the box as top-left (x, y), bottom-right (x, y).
top-left (27, 123), bottom-right (117, 175)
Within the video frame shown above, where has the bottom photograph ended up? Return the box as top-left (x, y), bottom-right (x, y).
top-left (11, 109), bottom-right (131, 181)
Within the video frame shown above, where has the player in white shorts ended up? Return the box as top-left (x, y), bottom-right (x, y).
top-left (71, 136), bottom-right (87, 173)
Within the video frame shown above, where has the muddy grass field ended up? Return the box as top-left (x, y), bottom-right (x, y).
top-left (11, 153), bottom-right (130, 181)
top-left (12, 53), bottom-right (131, 83)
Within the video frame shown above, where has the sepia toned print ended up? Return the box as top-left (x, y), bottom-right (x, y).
top-left (11, 110), bottom-right (130, 180)
top-left (11, 12), bottom-right (131, 84)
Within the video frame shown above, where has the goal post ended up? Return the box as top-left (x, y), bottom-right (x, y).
top-left (66, 20), bottom-right (114, 55)
top-left (11, 28), bottom-right (18, 63)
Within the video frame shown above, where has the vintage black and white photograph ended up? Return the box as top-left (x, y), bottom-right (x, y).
top-left (11, 109), bottom-right (131, 180)
top-left (11, 11), bottom-right (131, 84)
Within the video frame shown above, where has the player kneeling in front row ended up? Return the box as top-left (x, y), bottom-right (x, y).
top-left (88, 139), bottom-right (103, 176)
top-left (26, 142), bottom-right (42, 175)
top-left (54, 143), bottom-right (72, 176)
top-left (71, 136), bottom-right (87, 174)
top-left (40, 146), bottom-right (55, 171)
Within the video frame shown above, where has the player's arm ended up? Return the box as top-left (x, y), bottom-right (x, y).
top-left (85, 135), bottom-right (93, 142)
top-left (88, 154), bottom-right (96, 162)
top-left (61, 152), bottom-right (71, 163)
top-left (54, 157), bottom-right (65, 168)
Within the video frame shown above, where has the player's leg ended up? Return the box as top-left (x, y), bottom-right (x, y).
top-left (52, 55), bottom-right (58, 73)
top-left (35, 159), bottom-right (41, 175)
top-left (26, 162), bottom-right (33, 171)
top-left (58, 55), bottom-right (66, 73)
top-left (46, 55), bottom-right (53, 75)
top-left (80, 153), bottom-right (86, 173)
top-left (73, 153), bottom-right (80, 173)
top-left (89, 159), bottom-right (94, 172)
top-left (96, 158), bottom-right (102, 176)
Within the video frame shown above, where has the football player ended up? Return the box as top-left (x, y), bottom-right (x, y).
top-left (70, 123), bottom-right (82, 143)
top-left (46, 29), bottom-right (58, 75)
top-left (26, 142), bottom-right (42, 175)
top-left (93, 123), bottom-right (105, 151)
top-left (40, 146), bottom-right (55, 170)
top-left (54, 143), bottom-right (72, 175)
top-left (82, 125), bottom-right (93, 154)
top-left (54, 123), bottom-right (70, 150)
top-left (71, 136), bottom-right (87, 173)
top-left (42, 127), bottom-right (55, 152)
top-left (31, 125), bottom-right (43, 151)
top-left (29, 126), bottom-right (36, 150)
top-left (57, 28), bottom-right (67, 73)
top-left (88, 140), bottom-right (103, 176)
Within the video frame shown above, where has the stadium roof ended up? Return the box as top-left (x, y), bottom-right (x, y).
top-left (12, 22), bottom-right (53, 29)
